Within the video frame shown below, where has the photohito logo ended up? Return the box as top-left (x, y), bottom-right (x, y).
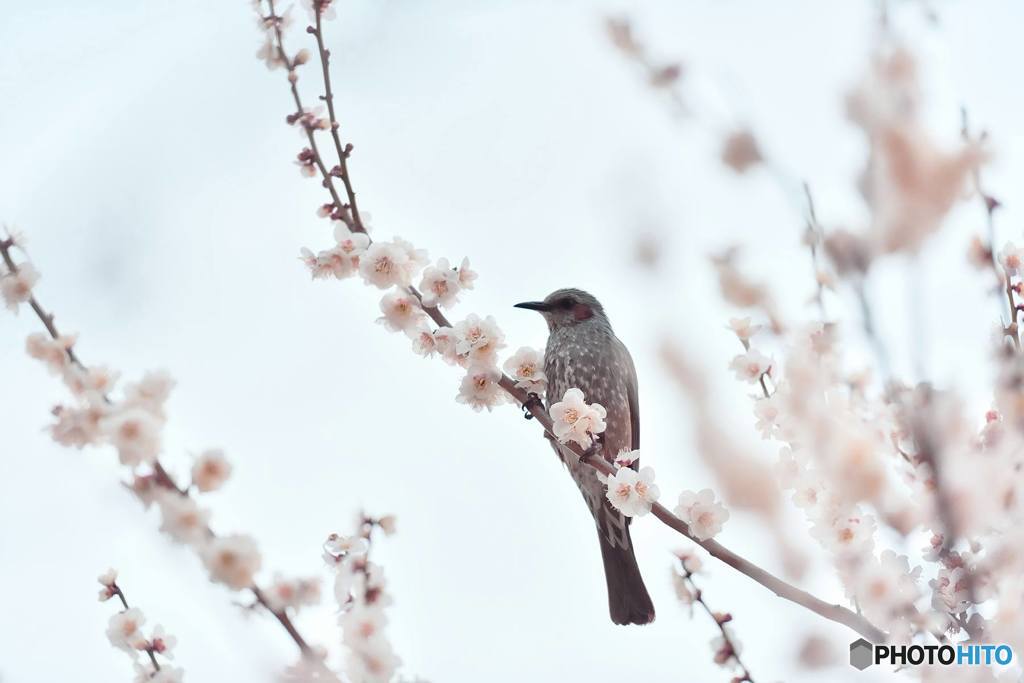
top-left (849, 639), bottom-right (1014, 670)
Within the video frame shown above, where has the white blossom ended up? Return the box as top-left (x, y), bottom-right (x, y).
top-left (149, 624), bottom-right (178, 658)
top-left (50, 403), bottom-right (106, 449)
top-left (107, 607), bottom-right (148, 652)
top-left (122, 371), bottom-right (176, 419)
top-left (550, 389), bottom-right (606, 449)
top-left (727, 317), bottom-right (762, 341)
top-left (456, 257), bottom-right (478, 290)
top-left (100, 407), bottom-right (162, 467)
top-left (25, 332), bottom-right (75, 375)
top-left (191, 449), bottom-right (232, 493)
top-left (1, 262), bottom-right (39, 312)
top-left (502, 347), bottom-right (547, 393)
top-left (201, 534), bottom-right (262, 590)
top-left (1000, 242), bottom-right (1024, 275)
top-left (324, 533), bottom-right (369, 557)
top-left (156, 491), bottom-right (211, 545)
top-left (729, 348), bottom-right (772, 384)
top-left (263, 574), bottom-right (322, 613)
top-left (334, 223), bottom-right (370, 260)
top-left (675, 489), bottom-right (730, 541)
top-left (406, 324), bottom-right (437, 358)
top-left (456, 364), bottom-right (507, 412)
top-left (359, 241), bottom-right (413, 289)
top-left (376, 289), bottom-right (424, 333)
top-left (418, 258), bottom-right (461, 308)
top-left (811, 509), bottom-right (876, 557)
top-left (452, 314), bottom-right (505, 365)
top-left (605, 466), bottom-right (659, 517)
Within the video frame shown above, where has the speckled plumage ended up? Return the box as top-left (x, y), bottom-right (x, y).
top-left (520, 288), bottom-right (654, 625)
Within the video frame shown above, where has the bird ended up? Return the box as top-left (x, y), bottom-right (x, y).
top-left (515, 288), bottom-right (655, 625)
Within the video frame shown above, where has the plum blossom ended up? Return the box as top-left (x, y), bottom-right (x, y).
top-left (376, 289), bottom-right (424, 333)
top-left (675, 489), bottom-right (730, 541)
top-left (156, 491), bottom-right (211, 546)
top-left (148, 624), bottom-right (178, 658)
top-left (63, 364), bottom-right (120, 397)
top-left (191, 449), bottom-right (232, 492)
top-left (122, 371), bottom-right (175, 419)
top-left (100, 407), bottom-right (163, 467)
top-left (549, 388), bottom-right (607, 449)
top-left (418, 258), bottom-right (461, 308)
top-left (334, 223), bottom-right (370, 262)
top-left (263, 574), bottom-right (322, 613)
top-left (753, 395), bottom-right (781, 439)
top-left (25, 332), bottom-right (75, 374)
top-left (1000, 242), bottom-right (1024, 275)
top-left (201, 534), bottom-right (262, 590)
top-left (930, 566), bottom-right (972, 614)
top-left (502, 347), bottom-right (547, 393)
top-left (456, 365), bottom-right (507, 412)
top-left (851, 550), bottom-right (921, 624)
top-left (406, 324), bottom-right (437, 358)
top-left (431, 326), bottom-right (458, 364)
top-left (107, 607), bottom-right (148, 652)
top-left (605, 466), bottom-right (659, 517)
top-left (453, 314), bottom-right (505, 364)
top-left (301, 246), bottom-right (356, 280)
top-left (811, 509), bottom-right (876, 557)
top-left (359, 242), bottom-right (413, 289)
top-left (727, 317), bottom-right (762, 341)
top-left (50, 403), bottom-right (106, 449)
top-left (324, 533), bottom-right (369, 557)
top-left (98, 568), bottom-right (118, 601)
top-left (1, 261), bottom-right (39, 312)
top-left (456, 257), bottom-right (477, 290)
top-left (729, 348), bottom-right (772, 384)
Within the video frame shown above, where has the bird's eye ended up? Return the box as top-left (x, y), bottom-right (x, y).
top-left (558, 298), bottom-right (575, 310)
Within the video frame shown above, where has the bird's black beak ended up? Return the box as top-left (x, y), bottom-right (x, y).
top-left (514, 301), bottom-right (551, 312)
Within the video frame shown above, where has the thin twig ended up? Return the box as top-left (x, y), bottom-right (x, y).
top-left (677, 556), bottom-right (755, 682)
top-left (107, 581), bottom-right (162, 672)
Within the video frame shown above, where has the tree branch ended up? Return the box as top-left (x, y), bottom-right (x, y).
top-left (0, 238), bottom-right (313, 658)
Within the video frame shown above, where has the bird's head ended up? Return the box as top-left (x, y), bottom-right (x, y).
top-left (514, 288), bottom-right (609, 331)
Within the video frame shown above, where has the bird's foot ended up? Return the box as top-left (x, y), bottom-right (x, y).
top-left (521, 392), bottom-right (543, 420)
top-left (579, 441), bottom-right (601, 465)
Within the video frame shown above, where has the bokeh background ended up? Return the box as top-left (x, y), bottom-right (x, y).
top-left (2, 0), bottom-right (1024, 681)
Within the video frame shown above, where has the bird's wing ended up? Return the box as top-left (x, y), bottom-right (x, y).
top-left (622, 341), bottom-right (640, 453)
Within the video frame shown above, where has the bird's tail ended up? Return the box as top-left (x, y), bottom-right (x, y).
top-left (598, 527), bottom-right (655, 625)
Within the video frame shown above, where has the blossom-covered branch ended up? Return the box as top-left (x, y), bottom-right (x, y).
top-left (0, 234), bottom-right (315, 658)
top-left (254, 0), bottom-right (887, 644)
top-left (99, 569), bottom-right (183, 682)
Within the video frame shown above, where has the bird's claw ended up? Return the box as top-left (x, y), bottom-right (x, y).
top-left (579, 442), bottom-right (599, 465)
top-left (521, 392), bottom-right (543, 420)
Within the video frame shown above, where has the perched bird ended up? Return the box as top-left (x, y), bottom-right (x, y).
top-left (515, 288), bottom-right (655, 625)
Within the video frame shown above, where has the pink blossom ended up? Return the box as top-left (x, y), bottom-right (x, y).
top-left (549, 388), bottom-right (607, 449)
top-left (605, 466), bottom-right (659, 517)
top-left (729, 349), bottom-right (772, 384)
top-left (100, 407), bottom-right (162, 467)
top-left (418, 258), bottom-right (461, 308)
top-left (191, 449), bottom-right (232, 492)
top-left (201, 534), bottom-right (262, 590)
top-left (502, 347), bottom-right (547, 393)
top-left (25, 332), bottom-right (75, 375)
top-left (675, 489), bottom-right (730, 541)
top-left (1, 261), bottom-right (39, 312)
top-left (456, 365), bottom-right (507, 412)
top-left (376, 289), bottom-right (424, 333)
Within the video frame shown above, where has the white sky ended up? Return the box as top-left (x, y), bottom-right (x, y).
top-left (3, 0), bottom-right (1024, 681)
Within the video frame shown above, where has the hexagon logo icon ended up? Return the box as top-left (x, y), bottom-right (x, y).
top-left (849, 638), bottom-right (873, 670)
